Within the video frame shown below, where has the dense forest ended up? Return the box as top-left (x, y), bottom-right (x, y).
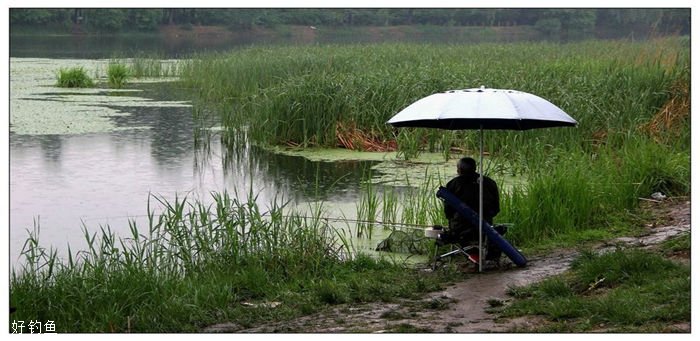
top-left (10, 8), bottom-right (690, 39)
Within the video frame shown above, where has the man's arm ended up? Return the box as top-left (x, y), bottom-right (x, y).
top-left (443, 179), bottom-right (457, 219)
top-left (486, 177), bottom-right (500, 217)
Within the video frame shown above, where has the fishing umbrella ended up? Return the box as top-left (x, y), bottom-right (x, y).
top-left (387, 86), bottom-right (577, 271)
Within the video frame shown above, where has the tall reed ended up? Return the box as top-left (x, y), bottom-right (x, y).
top-left (499, 135), bottom-right (690, 246)
top-left (178, 38), bottom-right (689, 158)
top-left (11, 191), bottom-right (455, 332)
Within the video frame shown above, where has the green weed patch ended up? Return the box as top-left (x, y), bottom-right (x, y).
top-left (501, 248), bottom-right (690, 332)
top-left (56, 67), bottom-right (94, 88)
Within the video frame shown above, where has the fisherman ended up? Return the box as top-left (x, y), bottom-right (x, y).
top-left (440, 157), bottom-right (503, 262)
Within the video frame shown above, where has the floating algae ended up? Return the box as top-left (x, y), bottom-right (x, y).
top-left (271, 146), bottom-right (458, 187)
top-left (10, 58), bottom-right (190, 135)
top-left (272, 146), bottom-right (524, 192)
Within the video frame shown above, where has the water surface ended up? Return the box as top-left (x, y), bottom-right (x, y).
top-left (9, 57), bottom-right (385, 263)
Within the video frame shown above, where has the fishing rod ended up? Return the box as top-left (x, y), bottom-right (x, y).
top-left (81, 212), bottom-right (437, 230)
top-left (258, 212), bottom-right (436, 230)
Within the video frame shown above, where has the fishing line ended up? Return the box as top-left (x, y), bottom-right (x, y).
top-left (258, 212), bottom-right (435, 230)
top-left (80, 212), bottom-right (436, 230)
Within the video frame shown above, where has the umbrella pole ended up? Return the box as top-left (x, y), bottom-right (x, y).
top-left (479, 126), bottom-right (484, 273)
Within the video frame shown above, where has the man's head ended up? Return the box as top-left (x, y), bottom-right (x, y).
top-left (457, 157), bottom-right (477, 175)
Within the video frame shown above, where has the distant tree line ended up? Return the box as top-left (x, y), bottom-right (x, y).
top-left (10, 8), bottom-right (689, 38)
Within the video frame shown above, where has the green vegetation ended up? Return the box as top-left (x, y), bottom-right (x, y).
top-left (500, 246), bottom-right (690, 332)
top-left (55, 67), bottom-right (94, 88)
top-left (498, 135), bottom-right (690, 249)
top-left (128, 56), bottom-right (181, 78)
top-left (10, 192), bottom-right (455, 332)
top-left (661, 232), bottom-right (690, 254)
top-left (180, 38), bottom-right (688, 153)
top-left (179, 37), bottom-right (688, 251)
top-left (107, 62), bottom-right (129, 88)
top-left (11, 36), bottom-right (690, 332)
top-left (10, 9), bottom-right (688, 39)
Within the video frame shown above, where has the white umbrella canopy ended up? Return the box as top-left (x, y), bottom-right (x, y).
top-left (387, 87), bottom-right (577, 130)
top-left (387, 86), bottom-right (577, 271)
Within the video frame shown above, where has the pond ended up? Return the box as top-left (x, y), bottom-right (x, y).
top-left (9, 32), bottom-right (286, 59)
top-left (8, 56), bottom-right (457, 264)
top-left (8, 34), bottom-right (514, 266)
top-left (9, 26), bottom-right (541, 59)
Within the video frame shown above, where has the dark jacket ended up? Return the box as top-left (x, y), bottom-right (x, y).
top-left (444, 172), bottom-right (500, 225)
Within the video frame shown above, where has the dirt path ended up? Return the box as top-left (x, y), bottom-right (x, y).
top-left (205, 199), bottom-right (690, 333)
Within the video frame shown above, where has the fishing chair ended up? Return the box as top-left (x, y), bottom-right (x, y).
top-left (427, 224), bottom-right (508, 270)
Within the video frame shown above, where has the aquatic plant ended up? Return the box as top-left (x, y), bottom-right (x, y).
top-left (356, 176), bottom-right (379, 238)
top-left (128, 56), bottom-right (181, 78)
top-left (107, 62), bottom-right (129, 88)
top-left (179, 38), bottom-right (689, 159)
top-left (56, 67), bottom-right (94, 88)
top-left (9, 191), bottom-right (455, 332)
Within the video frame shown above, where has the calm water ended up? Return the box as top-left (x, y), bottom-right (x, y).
top-left (8, 56), bottom-right (382, 265)
top-left (9, 127), bottom-right (376, 262)
top-left (9, 28), bottom-right (541, 59)
top-left (9, 33), bottom-right (283, 59)
top-left (9, 32), bottom-right (465, 265)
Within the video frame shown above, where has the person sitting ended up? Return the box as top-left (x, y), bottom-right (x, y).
top-left (439, 157), bottom-right (503, 262)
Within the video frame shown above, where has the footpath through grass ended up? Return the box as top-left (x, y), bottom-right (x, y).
top-left (497, 233), bottom-right (691, 332)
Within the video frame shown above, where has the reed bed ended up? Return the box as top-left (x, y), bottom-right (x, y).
top-left (353, 131), bottom-right (689, 252)
top-left (127, 56), bottom-right (182, 78)
top-left (179, 38), bottom-right (689, 158)
top-left (10, 191), bottom-right (452, 332)
top-left (287, 38), bottom-right (690, 252)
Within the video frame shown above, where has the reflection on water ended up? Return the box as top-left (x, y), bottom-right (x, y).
top-left (8, 59), bottom-right (420, 266)
top-left (10, 28), bottom-right (541, 59)
top-left (9, 88), bottom-right (382, 264)
top-left (10, 34), bottom-right (267, 59)
top-left (233, 143), bottom-right (376, 202)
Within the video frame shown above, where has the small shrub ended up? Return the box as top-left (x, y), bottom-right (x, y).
top-left (107, 62), bottom-right (129, 89)
top-left (56, 67), bottom-right (94, 88)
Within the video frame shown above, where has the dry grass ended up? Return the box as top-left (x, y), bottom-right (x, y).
top-left (638, 79), bottom-right (689, 143)
top-left (335, 121), bottom-right (397, 151)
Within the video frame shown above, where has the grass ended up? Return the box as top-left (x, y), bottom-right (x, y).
top-left (16, 37), bottom-right (690, 332)
top-left (56, 67), bottom-right (94, 88)
top-left (353, 132), bottom-right (689, 254)
top-left (177, 38), bottom-right (689, 257)
top-left (500, 246), bottom-right (690, 332)
top-left (661, 232), bottom-right (690, 255)
top-left (107, 62), bottom-right (129, 88)
top-left (178, 38), bottom-right (689, 157)
top-left (9, 191), bottom-right (456, 333)
top-left (128, 56), bottom-right (181, 78)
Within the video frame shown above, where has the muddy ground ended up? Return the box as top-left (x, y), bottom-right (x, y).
top-left (204, 198), bottom-right (691, 333)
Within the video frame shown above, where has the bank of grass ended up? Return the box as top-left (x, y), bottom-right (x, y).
top-left (179, 37), bottom-right (689, 156)
top-left (9, 192), bottom-right (455, 333)
top-left (354, 134), bottom-right (688, 254)
top-left (498, 244), bottom-right (690, 332)
top-left (181, 38), bottom-right (690, 253)
top-left (498, 135), bottom-right (690, 250)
